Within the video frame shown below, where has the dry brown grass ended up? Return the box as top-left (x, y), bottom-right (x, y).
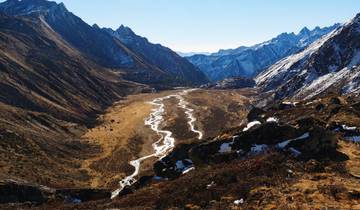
top-left (80, 89), bottom-right (253, 189)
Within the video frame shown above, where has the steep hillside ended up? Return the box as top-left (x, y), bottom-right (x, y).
top-left (0, 0), bottom-right (152, 190)
top-left (0, 0), bottom-right (206, 86)
top-left (256, 13), bottom-right (360, 100)
top-left (0, 12), bottom-right (150, 191)
top-left (0, 14), bottom-right (141, 124)
top-left (187, 24), bottom-right (339, 81)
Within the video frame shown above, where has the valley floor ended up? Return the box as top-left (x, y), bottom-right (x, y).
top-left (79, 88), bottom-right (253, 190)
top-left (2, 88), bottom-right (360, 210)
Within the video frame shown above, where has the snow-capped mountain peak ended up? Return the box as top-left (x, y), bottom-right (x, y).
top-left (256, 13), bottom-right (360, 99)
top-left (187, 24), bottom-right (340, 81)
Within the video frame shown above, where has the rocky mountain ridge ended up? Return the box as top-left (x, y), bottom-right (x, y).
top-left (187, 24), bottom-right (340, 81)
top-left (256, 13), bottom-right (360, 100)
top-left (0, 0), bottom-right (208, 86)
top-left (103, 25), bottom-right (208, 85)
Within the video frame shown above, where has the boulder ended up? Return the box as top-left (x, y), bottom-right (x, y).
top-left (247, 107), bottom-right (267, 123)
top-left (189, 141), bottom-right (239, 165)
top-left (295, 117), bottom-right (327, 131)
top-left (153, 144), bottom-right (194, 179)
top-left (287, 125), bottom-right (338, 159)
top-left (315, 103), bottom-right (326, 111)
top-left (330, 97), bottom-right (341, 105)
top-left (278, 102), bottom-right (297, 110)
top-left (232, 123), bottom-right (301, 151)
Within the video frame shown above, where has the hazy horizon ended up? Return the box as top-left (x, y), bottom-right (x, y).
top-left (1, 0), bottom-right (359, 53)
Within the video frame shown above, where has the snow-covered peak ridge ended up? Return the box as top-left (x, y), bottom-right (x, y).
top-left (256, 12), bottom-right (360, 99)
top-left (187, 23), bottom-right (339, 81)
top-left (0, 0), bottom-right (68, 16)
top-left (214, 24), bottom-right (340, 56)
top-left (255, 26), bottom-right (342, 89)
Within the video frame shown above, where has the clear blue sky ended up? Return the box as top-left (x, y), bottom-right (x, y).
top-left (10, 0), bottom-right (360, 52)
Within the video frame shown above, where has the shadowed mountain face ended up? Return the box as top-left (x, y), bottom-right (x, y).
top-left (103, 25), bottom-right (209, 85)
top-left (0, 0), bottom-right (208, 86)
top-left (0, 0), bottom-right (133, 68)
top-left (0, 12), bottom-right (147, 191)
top-left (256, 13), bottom-right (360, 100)
top-left (0, 14), bottom-right (141, 124)
top-left (187, 24), bottom-right (340, 81)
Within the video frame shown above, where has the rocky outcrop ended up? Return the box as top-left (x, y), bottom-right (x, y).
top-left (189, 117), bottom-right (338, 166)
top-left (153, 144), bottom-right (195, 179)
top-left (246, 107), bottom-right (267, 122)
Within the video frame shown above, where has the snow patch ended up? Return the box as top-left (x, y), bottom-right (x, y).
top-left (175, 160), bottom-right (186, 170)
top-left (182, 167), bottom-right (195, 174)
top-left (250, 144), bottom-right (268, 154)
top-left (345, 136), bottom-right (360, 143)
top-left (289, 147), bottom-right (302, 157)
top-left (218, 135), bottom-right (238, 153)
top-left (234, 198), bottom-right (244, 205)
top-left (276, 132), bottom-right (310, 149)
top-left (153, 176), bottom-right (167, 181)
top-left (301, 67), bottom-right (350, 100)
top-left (243, 121), bottom-right (261, 131)
top-left (219, 142), bottom-right (233, 153)
top-left (266, 117), bottom-right (279, 123)
top-left (175, 159), bottom-right (194, 174)
top-left (206, 181), bottom-right (216, 189)
top-left (342, 124), bottom-right (357, 131)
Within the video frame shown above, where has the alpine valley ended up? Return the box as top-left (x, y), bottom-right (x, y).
top-left (0, 0), bottom-right (359, 209)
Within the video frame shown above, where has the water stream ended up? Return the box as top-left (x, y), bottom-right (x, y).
top-left (111, 89), bottom-right (203, 198)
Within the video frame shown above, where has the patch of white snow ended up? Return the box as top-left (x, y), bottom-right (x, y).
top-left (266, 117), bottom-right (279, 123)
top-left (243, 121), bottom-right (261, 132)
top-left (250, 144), bottom-right (268, 154)
top-left (276, 132), bottom-right (310, 149)
top-left (234, 198), bottom-right (244, 205)
top-left (219, 142), bottom-right (233, 153)
top-left (342, 124), bottom-right (357, 131)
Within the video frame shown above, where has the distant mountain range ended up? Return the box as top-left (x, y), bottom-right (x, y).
top-left (256, 13), bottom-right (360, 100)
top-left (186, 24), bottom-right (340, 81)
